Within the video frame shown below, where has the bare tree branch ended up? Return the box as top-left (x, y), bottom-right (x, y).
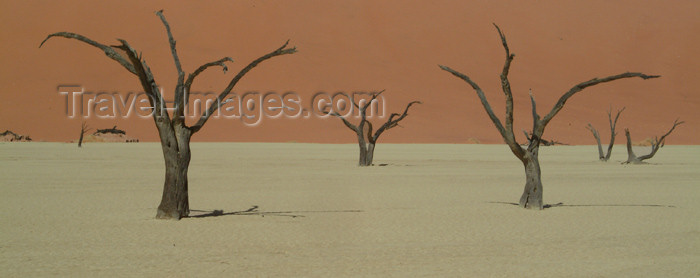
top-left (624, 128), bottom-right (636, 162)
top-left (438, 25), bottom-right (527, 160)
top-left (82, 121), bottom-right (92, 132)
top-left (327, 90), bottom-right (392, 140)
top-left (522, 130), bottom-right (532, 144)
top-left (493, 24), bottom-right (520, 152)
top-left (364, 120), bottom-right (374, 141)
top-left (586, 106), bottom-right (624, 161)
top-left (438, 65), bottom-right (507, 138)
top-left (191, 40), bottom-right (297, 133)
top-left (625, 119), bottom-right (684, 164)
top-left (540, 73), bottom-right (660, 129)
top-left (528, 89), bottom-right (541, 150)
top-left (325, 109), bottom-right (359, 132)
top-left (155, 10), bottom-right (188, 123)
top-left (39, 32), bottom-right (137, 75)
top-left (356, 90), bottom-right (385, 144)
top-left (440, 63), bottom-right (526, 160)
top-left (586, 123), bottom-right (605, 159)
top-left (372, 101), bottom-right (421, 142)
top-left (182, 57), bottom-right (235, 120)
top-left (326, 90), bottom-right (419, 166)
top-left (78, 121), bottom-right (92, 147)
top-left (360, 90), bottom-right (385, 112)
top-left (156, 10), bottom-right (184, 80)
top-left (604, 106), bottom-right (625, 160)
top-left (635, 119), bottom-right (684, 161)
top-left (113, 39), bottom-right (171, 125)
top-left (185, 57), bottom-right (235, 92)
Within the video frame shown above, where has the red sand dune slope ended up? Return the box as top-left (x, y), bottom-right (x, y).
top-left (1, 1), bottom-right (698, 144)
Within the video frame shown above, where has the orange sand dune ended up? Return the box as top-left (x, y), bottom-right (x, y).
top-left (1, 1), bottom-right (698, 144)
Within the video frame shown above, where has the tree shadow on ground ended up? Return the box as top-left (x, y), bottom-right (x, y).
top-left (374, 163), bottom-right (416, 167)
top-left (488, 201), bottom-right (676, 209)
top-left (188, 205), bottom-right (363, 218)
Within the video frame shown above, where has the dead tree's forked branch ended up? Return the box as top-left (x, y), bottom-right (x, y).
top-left (40, 10), bottom-right (297, 220)
top-left (326, 91), bottom-right (386, 135)
top-left (439, 23), bottom-right (659, 210)
top-left (371, 100), bottom-right (421, 142)
top-left (191, 40), bottom-right (296, 132)
top-left (326, 90), bottom-right (420, 166)
top-left (586, 106), bottom-right (625, 161)
top-left (78, 121), bottom-right (92, 147)
top-left (40, 11), bottom-right (297, 135)
top-left (624, 119), bottom-right (684, 164)
top-left (39, 33), bottom-right (138, 75)
top-left (522, 130), bottom-right (568, 146)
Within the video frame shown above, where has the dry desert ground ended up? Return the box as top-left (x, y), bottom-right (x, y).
top-left (1, 143), bottom-right (699, 277)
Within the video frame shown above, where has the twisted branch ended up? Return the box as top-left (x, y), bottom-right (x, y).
top-left (625, 119), bottom-right (684, 163)
top-left (540, 73), bottom-right (659, 130)
top-left (372, 101), bottom-right (421, 142)
top-left (185, 57), bottom-right (235, 93)
top-left (39, 32), bottom-right (137, 75)
top-left (191, 40), bottom-right (296, 133)
top-left (586, 106), bottom-right (625, 161)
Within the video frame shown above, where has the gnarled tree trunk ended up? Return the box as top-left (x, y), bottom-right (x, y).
top-left (156, 125), bottom-right (192, 219)
top-left (624, 119), bottom-right (683, 164)
top-left (42, 11), bottom-right (296, 220)
top-left (520, 147), bottom-right (543, 209)
top-left (440, 23), bottom-right (659, 209)
top-left (358, 141), bottom-right (376, 166)
top-left (624, 129), bottom-right (639, 164)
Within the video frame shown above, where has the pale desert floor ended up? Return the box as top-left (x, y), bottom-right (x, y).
top-left (1, 143), bottom-right (698, 277)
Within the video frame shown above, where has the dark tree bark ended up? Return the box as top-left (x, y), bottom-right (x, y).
top-left (94, 125), bottom-right (126, 135)
top-left (624, 119), bottom-right (683, 164)
top-left (327, 91), bottom-right (420, 166)
top-left (41, 10), bottom-right (296, 220)
top-left (78, 121), bottom-right (91, 147)
top-left (0, 130), bottom-right (32, 142)
top-left (523, 129), bottom-right (567, 146)
top-left (585, 107), bottom-right (625, 161)
top-left (439, 24), bottom-right (659, 209)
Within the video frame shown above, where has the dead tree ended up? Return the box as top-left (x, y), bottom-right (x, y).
top-left (78, 121), bottom-right (92, 147)
top-left (94, 125), bottom-right (126, 135)
top-left (41, 11), bottom-right (296, 219)
top-left (327, 91), bottom-right (420, 166)
top-left (0, 130), bottom-right (32, 142)
top-left (585, 107), bottom-right (625, 161)
top-left (624, 119), bottom-right (683, 164)
top-left (439, 24), bottom-right (659, 209)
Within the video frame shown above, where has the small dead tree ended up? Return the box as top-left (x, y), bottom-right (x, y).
top-left (439, 24), bottom-right (659, 209)
top-left (78, 121), bottom-right (92, 147)
top-left (95, 125), bottom-right (126, 135)
top-left (326, 91), bottom-right (420, 166)
top-left (624, 119), bottom-right (683, 164)
top-left (41, 11), bottom-right (296, 219)
top-left (0, 130), bottom-right (32, 142)
top-left (585, 107), bottom-right (625, 161)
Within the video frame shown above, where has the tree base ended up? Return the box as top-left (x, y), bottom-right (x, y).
top-left (519, 200), bottom-right (544, 210)
top-left (519, 190), bottom-right (544, 210)
top-left (156, 209), bottom-right (184, 220)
